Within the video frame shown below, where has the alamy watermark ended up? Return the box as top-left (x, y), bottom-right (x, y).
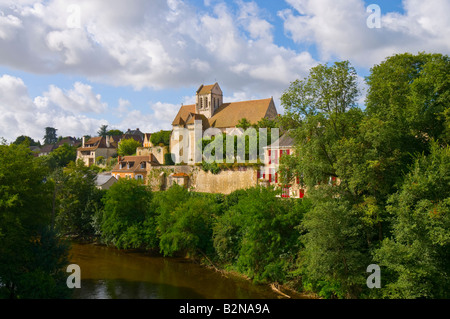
top-left (170, 120), bottom-right (280, 165)
top-left (366, 4), bottom-right (381, 29)
top-left (66, 264), bottom-right (81, 289)
top-left (366, 264), bottom-right (381, 289)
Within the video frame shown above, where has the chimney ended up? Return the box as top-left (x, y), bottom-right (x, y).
top-left (82, 136), bottom-right (85, 148)
top-left (106, 135), bottom-right (110, 148)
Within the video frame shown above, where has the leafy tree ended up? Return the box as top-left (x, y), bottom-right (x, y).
top-left (99, 178), bottom-right (157, 249)
top-left (13, 135), bottom-right (40, 147)
top-left (236, 118), bottom-right (252, 131)
top-left (106, 129), bottom-right (123, 136)
top-left (117, 138), bottom-right (142, 156)
top-left (97, 124), bottom-right (109, 138)
top-left (49, 143), bottom-right (77, 168)
top-left (54, 161), bottom-right (104, 238)
top-left (213, 187), bottom-right (310, 283)
top-left (0, 143), bottom-right (71, 299)
top-left (158, 195), bottom-right (218, 257)
top-left (43, 127), bottom-right (58, 145)
top-left (373, 142), bottom-right (450, 299)
top-left (150, 130), bottom-right (171, 146)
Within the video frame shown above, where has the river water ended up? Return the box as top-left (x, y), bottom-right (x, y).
top-left (69, 243), bottom-right (305, 299)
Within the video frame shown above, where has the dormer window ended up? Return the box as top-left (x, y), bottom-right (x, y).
top-left (141, 162), bottom-right (146, 169)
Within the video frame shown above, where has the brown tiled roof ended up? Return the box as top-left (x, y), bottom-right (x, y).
top-left (112, 155), bottom-right (152, 173)
top-left (77, 136), bottom-right (117, 152)
top-left (197, 84), bottom-right (215, 95)
top-left (208, 98), bottom-right (275, 128)
top-left (186, 113), bottom-right (210, 129)
top-left (172, 104), bottom-right (196, 126)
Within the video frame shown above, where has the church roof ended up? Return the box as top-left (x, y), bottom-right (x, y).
top-left (172, 104), bottom-right (196, 126)
top-left (197, 84), bottom-right (216, 95)
top-left (208, 98), bottom-right (275, 129)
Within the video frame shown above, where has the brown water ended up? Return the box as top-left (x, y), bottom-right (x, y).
top-left (69, 243), bottom-right (304, 299)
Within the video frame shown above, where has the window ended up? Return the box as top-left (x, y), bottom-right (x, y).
top-left (141, 162), bottom-right (146, 169)
top-left (282, 187), bottom-right (290, 198)
top-left (136, 175), bottom-right (143, 180)
top-left (268, 150), bottom-right (271, 164)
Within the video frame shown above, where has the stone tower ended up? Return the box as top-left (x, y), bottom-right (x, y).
top-left (195, 83), bottom-right (223, 119)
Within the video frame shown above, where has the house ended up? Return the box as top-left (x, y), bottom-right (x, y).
top-left (111, 155), bottom-right (153, 182)
top-left (95, 173), bottom-right (117, 190)
top-left (76, 136), bottom-right (118, 167)
top-left (143, 133), bottom-right (153, 148)
top-left (123, 128), bottom-right (144, 144)
top-left (170, 83), bottom-right (278, 164)
top-left (38, 144), bottom-right (56, 157)
top-left (262, 132), bottom-right (305, 199)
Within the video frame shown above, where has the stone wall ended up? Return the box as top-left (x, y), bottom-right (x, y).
top-left (147, 165), bottom-right (258, 194)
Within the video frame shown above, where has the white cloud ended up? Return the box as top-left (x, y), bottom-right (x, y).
top-left (0, 0), bottom-right (318, 97)
top-left (0, 75), bottom-right (107, 142)
top-left (281, 0), bottom-right (450, 67)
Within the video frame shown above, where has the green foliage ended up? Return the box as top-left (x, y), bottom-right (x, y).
top-left (106, 129), bottom-right (124, 136)
top-left (43, 127), bottom-right (58, 145)
top-left (13, 135), bottom-right (40, 147)
top-left (54, 161), bottom-right (104, 238)
top-left (49, 143), bottom-right (77, 168)
top-left (0, 143), bottom-right (70, 299)
top-left (150, 130), bottom-right (171, 146)
top-left (117, 138), bottom-right (142, 156)
top-left (164, 153), bottom-right (175, 165)
top-left (373, 142), bottom-right (450, 298)
top-left (97, 125), bottom-right (108, 138)
top-left (99, 178), bottom-right (157, 250)
top-left (213, 187), bottom-right (310, 283)
top-left (156, 185), bottom-right (220, 257)
top-left (277, 53), bottom-right (450, 298)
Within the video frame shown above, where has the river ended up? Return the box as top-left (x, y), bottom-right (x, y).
top-left (69, 243), bottom-right (306, 299)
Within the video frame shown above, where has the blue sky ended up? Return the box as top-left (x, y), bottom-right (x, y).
top-left (0, 0), bottom-right (448, 143)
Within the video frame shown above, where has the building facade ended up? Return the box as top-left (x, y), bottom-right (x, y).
top-left (170, 83), bottom-right (278, 165)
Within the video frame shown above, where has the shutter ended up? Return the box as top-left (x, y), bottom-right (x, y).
top-left (299, 189), bottom-right (305, 199)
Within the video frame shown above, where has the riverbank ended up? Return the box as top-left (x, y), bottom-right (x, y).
top-left (69, 238), bottom-right (316, 299)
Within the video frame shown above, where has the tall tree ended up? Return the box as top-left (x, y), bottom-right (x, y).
top-left (97, 124), bottom-right (109, 138)
top-left (373, 142), bottom-right (450, 299)
top-left (0, 144), bottom-right (70, 299)
top-left (43, 127), bottom-right (58, 145)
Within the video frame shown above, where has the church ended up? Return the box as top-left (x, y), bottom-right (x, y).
top-left (170, 83), bottom-right (278, 164)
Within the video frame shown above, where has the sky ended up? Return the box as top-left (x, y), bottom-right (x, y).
top-left (0, 0), bottom-right (449, 143)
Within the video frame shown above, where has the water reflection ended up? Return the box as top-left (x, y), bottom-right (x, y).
top-left (70, 243), bottom-right (290, 299)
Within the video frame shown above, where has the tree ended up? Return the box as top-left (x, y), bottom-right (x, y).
top-left (279, 61), bottom-right (361, 189)
top-left (106, 129), bottom-right (123, 136)
top-left (49, 143), bottom-right (77, 168)
top-left (156, 185), bottom-right (219, 257)
top-left (236, 118), bottom-right (252, 131)
top-left (99, 178), bottom-right (157, 249)
top-left (150, 130), bottom-right (171, 147)
top-left (117, 138), bottom-right (141, 156)
top-left (97, 124), bottom-right (109, 138)
top-left (213, 187), bottom-right (310, 283)
top-left (13, 135), bottom-right (40, 147)
top-left (373, 142), bottom-right (450, 299)
top-left (43, 127), bottom-right (58, 145)
top-left (54, 161), bottom-right (104, 238)
top-left (0, 143), bottom-right (71, 299)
